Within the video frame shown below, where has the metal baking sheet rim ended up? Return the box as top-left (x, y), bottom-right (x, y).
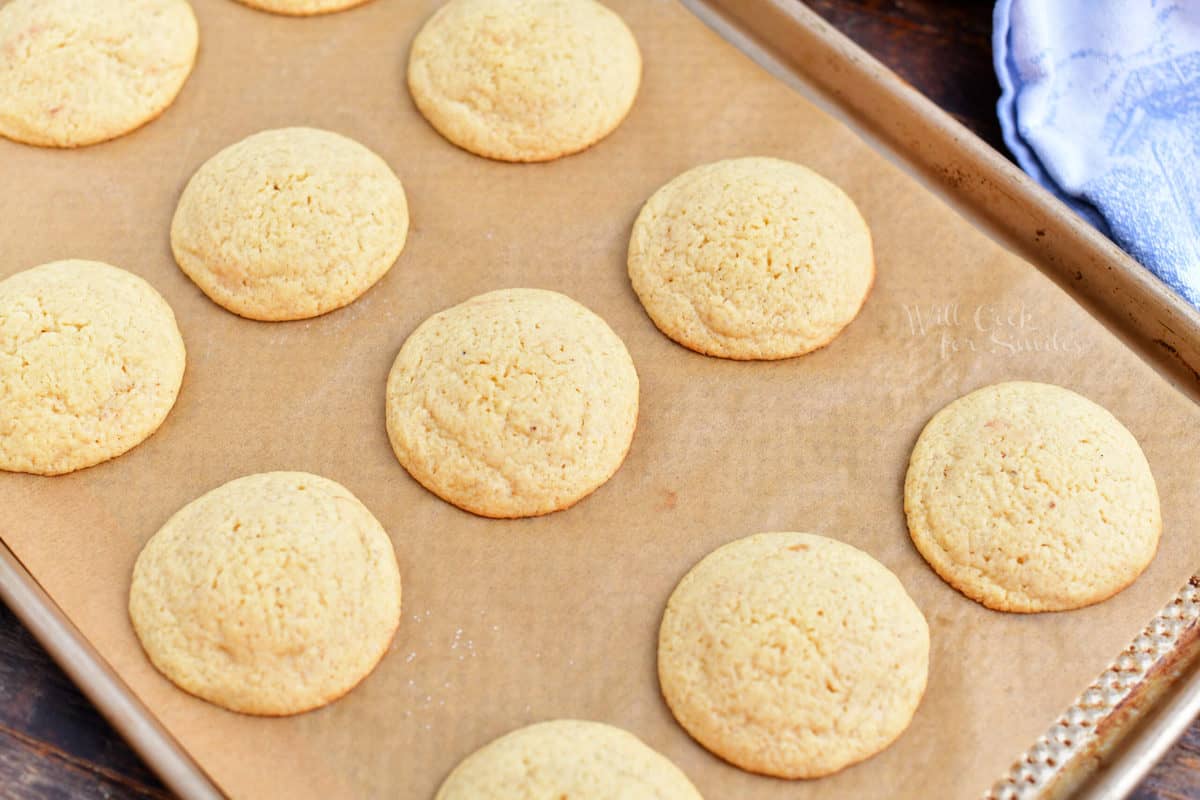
top-left (0, 541), bottom-right (222, 799)
top-left (1, 2), bottom-right (1198, 799)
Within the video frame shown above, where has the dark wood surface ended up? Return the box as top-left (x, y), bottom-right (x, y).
top-left (0, 1), bottom-right (1195, 798)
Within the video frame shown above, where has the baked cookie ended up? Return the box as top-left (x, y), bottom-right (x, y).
top-left (905, 381), bottom-right (1161, 613)
top-left (171, 127), bottom-right (409, 321)
top-left (436, 720), bottom-right (703, 799)
top-left (658, 532), bottom-right (929, 779)
top-left (0, 260), bottom-right (186, 475)
top-left (129, 472), bottom-right (402, 716)
top-left (407, 0), bottom-right (641, 162)
top-left (0, 0), bottom-right (198, 148)
top-left (628, 157), bottom-right (874, 359)
top-left (234, 0), bottom-right (372, 15)
top-left (386, 289), bottom-right (638, 518)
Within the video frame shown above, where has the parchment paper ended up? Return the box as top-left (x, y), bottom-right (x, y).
top-left (2, 0), bottom-right (1199, 797)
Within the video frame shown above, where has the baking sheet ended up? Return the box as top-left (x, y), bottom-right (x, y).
top-left (1, 0), bottom-right (1199, 798)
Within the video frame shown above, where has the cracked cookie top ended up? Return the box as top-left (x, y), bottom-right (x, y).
top-left (628, 157), bottom-right (874, 360)
top-left (385, 288), bottom-right (638, 518)
top-left (129, 471), bottom-right (403, 715)
top-left (170, 127), bottom-right (409, 321)
top-left (905, 381), bottom-right (1161, 613)
top-left (0, 259), bottom-right (186, 475)
top-left (658, 532), bottom-right (929, 779)
top-left (0, 0), bottom-right (198, 147)
top-left (407, 0), bottom-right (641, 162)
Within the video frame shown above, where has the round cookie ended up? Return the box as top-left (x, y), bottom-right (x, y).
top-left (0, 0), bottom-right (198, 148)
top-left (436, 720), bottom-right (703, 799)
top-left (170, 127), bottom-right (409, 321)
top-left (233, 0), bottom-right (372, 15)
top-left (658, 532), bottom-right (929, 779)
top-left (407, 0), bottom-right (642, 162)
top-left (628, 157), bottom-right (874, 360)
top-left (904, 381), bottom-right (1161, 613)
top-left (386, 288), bottom-right (638, 518)
top-left (129, 471), bottom-right (403, 716)
top-left (0, 260), bottom-right (186, 476)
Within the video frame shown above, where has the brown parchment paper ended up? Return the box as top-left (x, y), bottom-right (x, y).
top-left (2, 0), bottom-right (1199, 797)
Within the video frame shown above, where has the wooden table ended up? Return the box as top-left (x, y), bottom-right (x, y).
top-left (1, 1), bottom-right (1196, 797)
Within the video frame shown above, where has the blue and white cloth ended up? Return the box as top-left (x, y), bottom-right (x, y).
top-left (994, 0), bottom-right (1200, 309)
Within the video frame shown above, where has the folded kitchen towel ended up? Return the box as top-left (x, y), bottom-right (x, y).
top-left (993, 0), bottom-right (1200, 309)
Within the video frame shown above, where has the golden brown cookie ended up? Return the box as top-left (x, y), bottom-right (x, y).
top-left (658, 532), bottom-right (929, 779)
top-left (905, 381), bottom-right (1161, 612)
top-left (0, 0), bottom-right (198, 147)
top-left (628, 157), bottom-right (874, 359)
top-left (385, 289), bottom-right (639, 518)
top-left (0, 260), bottom-right (186, 475)
top-left (129, 471), bottom-right (403, 716)
top-left (170, 127), bottom-right (409, 321)
top-left (407, 0), bottom-right (641, 162)
top-left (436, 720), bottom-right (703, 799)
